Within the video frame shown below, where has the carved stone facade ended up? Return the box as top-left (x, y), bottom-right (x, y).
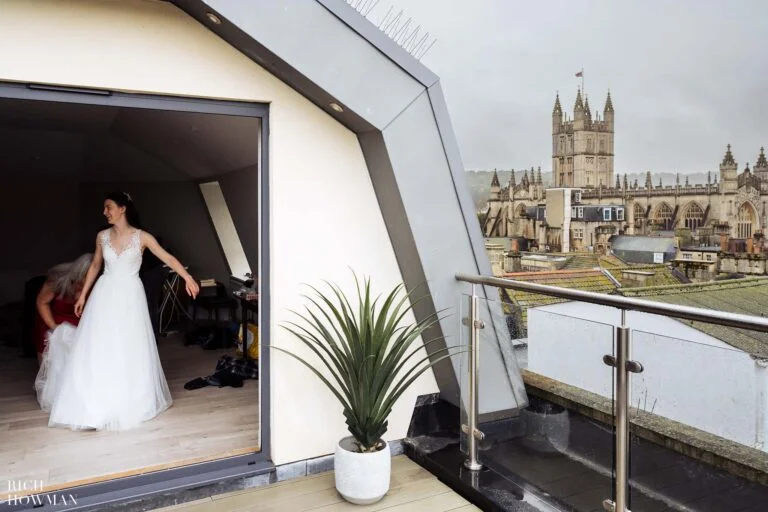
top-left (483, 89), bottom-right (768, 253)
top-left (552, 90), bottom-right (614, 189)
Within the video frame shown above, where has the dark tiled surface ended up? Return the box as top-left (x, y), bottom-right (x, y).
top-left (406, 394), bottom-right (768, 512)
top-left (404, 441), bottom-right (552, 512)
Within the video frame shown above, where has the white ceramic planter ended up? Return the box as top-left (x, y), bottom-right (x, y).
top-left (334, 436), bottom-right (391, 505)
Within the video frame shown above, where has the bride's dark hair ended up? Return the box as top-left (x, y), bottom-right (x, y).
top-left (106, 191), bottom-right (142, 229)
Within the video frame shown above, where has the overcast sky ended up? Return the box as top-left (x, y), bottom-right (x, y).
top-left (386, 0), bottom-right (768, 174)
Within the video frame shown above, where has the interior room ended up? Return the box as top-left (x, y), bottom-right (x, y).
top-left (0, 95), bottom-right (263, 494)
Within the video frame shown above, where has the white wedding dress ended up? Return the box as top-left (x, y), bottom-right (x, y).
top-left (44, 229), bottom-right (172, 431)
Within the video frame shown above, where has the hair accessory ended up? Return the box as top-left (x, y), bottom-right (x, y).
top-left (124, 192), bottom-right (132, 202)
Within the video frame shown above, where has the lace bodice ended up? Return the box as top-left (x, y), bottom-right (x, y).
top-left (100, 229), bottom-right (143, 278)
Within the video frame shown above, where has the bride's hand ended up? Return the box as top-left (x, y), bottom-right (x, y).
top-left (185, 277), bottom-right (200, 299)
top-left (74, 296), bottom-right (86, 317)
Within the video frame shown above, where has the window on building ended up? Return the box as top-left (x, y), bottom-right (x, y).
top-left (706, 254), bottom-right (713, 261)
top-left (683, 253), bottom-right (693, 260)
top-left (577, 206), bottom-right (584, 218)
top-left (199, 181), bottom-right (252, 279)
top-left (737, 202), bottom-right (756, 238)
top-left (600, 139), bottom-right (606, 153)
top-left (571, 207), bottom-right (577, 218)
top-left (654, 202), bottom-right (674, 230)
top-left (684, 202), bottom-right (704, 231)
top-left (603, 208), bottom-right (612, 221)
top-left (617, 208), bottom-right (625, 221)
top-left (573, 228), bottom-right (584, 239)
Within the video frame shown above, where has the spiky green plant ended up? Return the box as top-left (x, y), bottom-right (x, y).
top-left (277, 275), bottom-right (460, 453)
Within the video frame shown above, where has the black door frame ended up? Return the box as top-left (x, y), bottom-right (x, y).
top-left (0, 81), bottom-right (272, 511)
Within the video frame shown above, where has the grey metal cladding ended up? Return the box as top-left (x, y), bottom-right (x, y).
top-left (182, 0), bottom-right (526, 413)
top-left (200, 0), bottom-right (425, 130)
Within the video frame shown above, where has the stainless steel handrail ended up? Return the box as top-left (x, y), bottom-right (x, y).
top-left (456, 272), bottom-right (768, 512)
top-left (456, 273), bottom-right (768, 332)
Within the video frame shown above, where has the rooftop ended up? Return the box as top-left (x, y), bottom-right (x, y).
top-left (617, 278), bottom-right (768, 357)
top-left (547, 252), bottom-right (626, 270)
top-left (605, 265), bottom-right (684, 287)
top-left (502, 269), bottom-right (617, 326)
top-left (680, 246), bottom-right (722, 252)
top-left (610, 235), bottom-right (677, 254)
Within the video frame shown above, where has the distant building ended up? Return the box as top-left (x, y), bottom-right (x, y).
top-left (483, 89), bottom-right (768, 256)
top-left (673, 246), bottom-right (721, 281)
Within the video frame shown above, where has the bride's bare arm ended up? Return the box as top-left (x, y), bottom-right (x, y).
top-left (75, 233), bottom-right (105, 316)
top-left (141, 232), bottom-right (200, 298)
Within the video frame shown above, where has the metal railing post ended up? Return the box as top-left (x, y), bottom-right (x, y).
top-left (614, 310), bottom-right (630, 511)
top-left (463, 284), bottom-right (484, 471)
top-left (603, 309), bottom-right (642, 512)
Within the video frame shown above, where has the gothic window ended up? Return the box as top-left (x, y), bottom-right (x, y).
top-left (634, 203), bottom-right (645, 218)
top-left (587, 138), bottom-right (594, 152)
top-left (737, 202), bottom-right (756, 239)
top-left (654, 203), bottom-right (673, 231)
top-left (684, 203), bottom-right (704, 231)
top-left (600, 139), bottom-right (606, 153)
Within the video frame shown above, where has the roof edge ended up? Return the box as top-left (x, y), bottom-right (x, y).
top-left (316, 0), bottom-right (440, 88)
top-left (617, 277), bottom-right (768, 297)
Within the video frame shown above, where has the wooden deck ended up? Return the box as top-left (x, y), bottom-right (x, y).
top-left (155, 456), bottom-right (480, 512)
top-left (0, 333), bottom-right (259, 497)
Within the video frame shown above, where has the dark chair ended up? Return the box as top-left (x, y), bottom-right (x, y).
top-left (192, 282), bottom-right (237, 324)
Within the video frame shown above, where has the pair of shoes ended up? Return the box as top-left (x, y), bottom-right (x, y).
top-left (183, 371), bottom-right (243, 390)
top-left (184, 377), bottom-right (209, 390)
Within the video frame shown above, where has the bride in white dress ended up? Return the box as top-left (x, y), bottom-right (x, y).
top-left (47, 191), bottom-right (199, 431)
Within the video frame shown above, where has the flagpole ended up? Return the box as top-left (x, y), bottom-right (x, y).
top-left (581, 67), bottom-right (584, 95)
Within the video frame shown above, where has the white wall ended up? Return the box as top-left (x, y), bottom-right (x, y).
top-left (0, 0), bottom-right (438, 464)
top-left (528, 302), bottom-right (765, 450)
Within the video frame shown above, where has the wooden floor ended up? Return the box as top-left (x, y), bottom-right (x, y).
top-left (0, 332), bottom-right (259, 497)
top-left (155, 456), bottom-right (480, 512)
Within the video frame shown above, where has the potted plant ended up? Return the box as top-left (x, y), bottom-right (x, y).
top-left (276, 275), bottom-right (458, 505)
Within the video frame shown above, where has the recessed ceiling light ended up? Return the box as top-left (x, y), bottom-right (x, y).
top-left (330, 103), bottom-right (344, 113)
top-left (206, 12), bottom-right (222, 24)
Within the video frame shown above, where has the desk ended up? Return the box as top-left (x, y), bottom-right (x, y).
top-left (233, 291), bottom-right (258, 361)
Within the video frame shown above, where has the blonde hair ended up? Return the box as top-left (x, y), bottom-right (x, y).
top-left (47, 253), bottom-right (93, 298)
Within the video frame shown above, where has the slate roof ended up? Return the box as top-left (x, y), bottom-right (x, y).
top-left (501, 269), bottom-right (617, 326)
top-left (606, 265), bottom-right (683, 287)
top-left (548, 253), bottom-right (626, 270)
top-left (617, 278), bottom-right (768, 357)
top-left (610, 235), bottom-right (677, 254)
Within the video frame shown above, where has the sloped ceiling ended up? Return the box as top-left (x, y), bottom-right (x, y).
top-left (0, 97), bottom-right (259, 182)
